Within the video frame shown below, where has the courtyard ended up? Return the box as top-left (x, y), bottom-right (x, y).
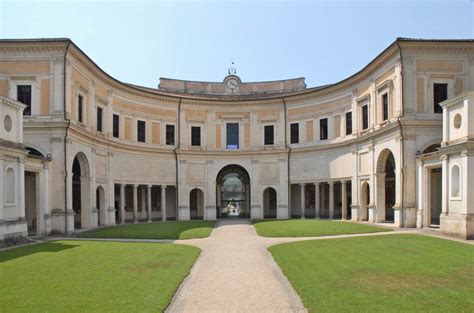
top-left (1, 220), bottom-right (472, 312)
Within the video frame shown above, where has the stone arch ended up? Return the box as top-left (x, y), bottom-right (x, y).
top-left (360, 181), bottom-right (370, 221)
top-left (376, 148), bottom-right (396, 222)
top-left (25, 145), bottom-right (45, 158)
top-left (422, 143), bottom-right (441, 154)
top-left (4, 167), bottom-right (15, 204)
top-left (189, 188), bottom-right (205, 220)
top-left (263, 187), bottom-right (277, 219)
top-left (96, 185), bottom-right (105, 226)
top-left (450, 164), bottom-right (461, 198)
top-left (216, 164), bottom-right (251, 218)
top-left (72, 152), bottom-right (92, 229)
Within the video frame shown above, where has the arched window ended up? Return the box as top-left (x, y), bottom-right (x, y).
top-left (5, 167), bottom-right (15, 204)
top-left (451, 165), bottom-right (461, 198)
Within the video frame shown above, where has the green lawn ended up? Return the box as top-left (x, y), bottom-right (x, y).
top-left (0, 240), bottom-right (199, 312)
top-left (78, 221), bottom-right (215, 240)
top-left (269, 234), bottom-right (474, 312)
top-left (253, 219), bottom-right (391, 237)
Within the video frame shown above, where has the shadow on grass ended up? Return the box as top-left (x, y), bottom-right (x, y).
top-left (0, 242), bottom-right (78, 263)
top-left (78, 221), bottom-right (215, 240)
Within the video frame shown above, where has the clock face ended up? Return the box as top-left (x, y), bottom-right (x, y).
top-left (226, 78), bottom-right (239, 90)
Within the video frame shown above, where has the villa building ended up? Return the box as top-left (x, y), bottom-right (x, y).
top-left (0, 38), bottom-right (473, 244)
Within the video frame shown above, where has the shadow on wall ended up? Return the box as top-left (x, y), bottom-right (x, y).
top-left (0, 242), bottom-right (79, 263)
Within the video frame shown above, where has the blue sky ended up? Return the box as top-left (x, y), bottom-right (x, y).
top-left (1, 1), bottom-right (473, 88)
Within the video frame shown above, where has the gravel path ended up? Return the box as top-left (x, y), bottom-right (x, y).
top-left (167, 219), bottom-right (307, 313)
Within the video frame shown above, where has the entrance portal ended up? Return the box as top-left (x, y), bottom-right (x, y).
top-left (430, 168), bottom-right (442, 226)
top-left (216, 165), bottom-right (250, 218)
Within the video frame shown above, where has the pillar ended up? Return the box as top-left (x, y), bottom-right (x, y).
top-left (147, 185), bottom-right (152, 222)
top-left (300, 183), bottom-right (305, 219)
top-left (314, 182), bottom-right (320, 219)
top-left (120, 184), bottom-right (125, 224)
top-left (133, 184), bottom-right (138, 224)
top-left (441, 155), bottom-right (448, 215)
top-left (140, 186), bottom-right (146, 219)
top-left (329, 181), bottom-right (334, 219)
top-left (161, 185), bottom-right (167, 222)
top-left (341, 180), bottom-right (347, 219)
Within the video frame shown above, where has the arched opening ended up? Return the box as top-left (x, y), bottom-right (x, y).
top-left (451, 165), bottom-right (461, 198)
top-left (96, 186), bottom-right (105, 226)
top-left (72, 153), bottom-right (91, 229)
top-left (216, 164), bottom-right (250, 218)
top-left (422, 143), bottom-right (441, 154)
top-left (190, 188), bottom-right (204, 220)
top-left (360, 182), bottom-right (370, 221)
top-left (263, 187), bottom-right (277, 219)
top-left (376, 149), bottom-right (396, 223)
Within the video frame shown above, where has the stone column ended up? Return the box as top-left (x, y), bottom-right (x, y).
top-left (161, 185), bottom-right (167, 222)
top-left (441, 155), bottom-right (448, 215)
top-left (120, 184), bottom-right (125, 224)
top-left (133, 184), bottom-right (138, 224)
top-left (314, 182), bottom-right (320, 219)
top-left (147, 185), bottom-right (152, 222)
top-left (300, 183), bottom-right (305, 219)
top-left (140, 186), bottom-right (146, 219)
top-left (19, 160), bottom-right (25, 219)
top-left (0, 157), bottom-right (4, 221)
top-left (341, 180), bottom-right (347, 220)
top-left (329, 181), bottom-right (334, 219)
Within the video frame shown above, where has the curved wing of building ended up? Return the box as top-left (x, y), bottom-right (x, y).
top-left (0, 37), bottom-right (473, 243)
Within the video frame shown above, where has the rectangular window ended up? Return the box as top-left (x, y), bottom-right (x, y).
top-left (137, 120), bottom-right (146, 143)
top-left (320, 118), bottom-right (328, 140)
top-left (96, 107), bottom-right (103, 132)
top-left (17, 85), bottom-right (32, 116)
top-left (226, 123), bottom-right (239, 149)
top-left (166, 124), bottom-right (175, 145)
top-left (77, 94), bottom-right (83, 123)
top-left (191, 126), bottom-right (201, 146)
top-left (433, 83), bottom-right (447, 114)
top-left (345, 111), bottom-right (352, 135)
top-left (362, 105), bottom-right (368, 130)
top-left (264, 125), bottom-right (274, 145)
top-left (113, 114), bottom-right (120, 138)
top-left (382, 93), bottom-right (389, 121)
top-left (290, 123), bottom-right (299, 144)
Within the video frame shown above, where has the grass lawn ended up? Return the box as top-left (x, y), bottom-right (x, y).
top-left (0, 240), bottom-right (199, 312)
top-left (253, 219), bottom-right (391, 237)
top-left (78, 220), bottom-right (215, 240)
top-left (269, 234), bottom-right (474, 312)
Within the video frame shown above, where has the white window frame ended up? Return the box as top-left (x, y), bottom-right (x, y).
top-left (95, 104), bottom-right (105, 133)
top-left (76, 92), bottom-right (86, 124)
top-left (189, 124), bottom-right (203, 147)
top-left (430, 78), bottom-right (453, 114)
top-left (164, 123), bottom-right (176, 146)
top-left (262, 123), bottom-right (276, 146)
top-left (225, 121), bottom-right (241, 150)
top-left (9, 79), bottom-right (39, 116)
top-left (112, 112), bottom-right (121, 140)
top-left (289, 122), bottom-right (299, 145)
top-left (136, 117), bottom-right (147, 144)
top-left (319, 116), bottom-right (329, 141)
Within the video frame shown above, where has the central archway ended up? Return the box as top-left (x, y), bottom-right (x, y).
top-left (216, 164), bottom-right (250, 218)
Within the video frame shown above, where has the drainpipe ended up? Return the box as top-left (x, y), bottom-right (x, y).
top-left (174, 98), bottom-right (182, 220)
top-left (282, 97), bottom-right (290, 219)
top-left (63, 41), bottom-right (71, 234)
top-left (396, 41), bottom-right (405, 226)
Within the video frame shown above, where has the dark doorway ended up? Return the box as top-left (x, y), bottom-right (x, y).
top-left (216, 165), bottom-right (250, 218)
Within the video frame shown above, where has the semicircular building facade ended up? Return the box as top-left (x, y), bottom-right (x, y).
top-left (0, 38), bottom-right (473, 243)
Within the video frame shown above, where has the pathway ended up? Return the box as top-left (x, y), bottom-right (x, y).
top-left (167, 219), bottom-right (307, 313)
